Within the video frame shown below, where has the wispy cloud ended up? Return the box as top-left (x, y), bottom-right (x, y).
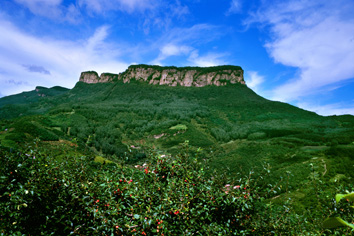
top-left (170, 0), bottom-right (190, 19)
top-left (14, 0), bottom-right (62, 17)
top-left (248, 0), bottom-right (354, 103)
top-left (152, 44), bottom-right (192, 65)
top-left (0, 19), bottom-right (128, 96)
top-left (245, 71), bottom-right (264, 93)
top-left (22, 65), bottom-right (51, 75)
top-left (140, 1), bottom-right (190, 35)
top-left (188, 51), bottom-right (227, 67)
top-left (14, 0), bottom-right (81, 23)
top-left (6, 79), bottom-right (30, 86)
top-left (151, 24), bottom-right (226, 65)
top-left (161, 44), bottom-right (192, 57)
top-left (226, 0), bottom-right (243, 15)
top-left (14, 0), bottom-right (160, 23)
top-left (297, 101), bottom-right (354, 116)
top-left (78, 0), bottom-right (159, 14)
top-left (158, 24), bottom-right (221, 46)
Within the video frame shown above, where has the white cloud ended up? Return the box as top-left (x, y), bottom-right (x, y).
top-left (150, 24), bottom-right (225, 65)
top-left (14, 0), bottom-right (62, 18)
top-left (249, 0), bottom-right (354, 103)
top-left (171, 0), bottom-right (190, 18)
top-left (152, 44), bottom-right (192, 64)
top-left (188, 51), bottom-right (227, 67)
top-left (65, 4), bottom-right (82, 24)
top-left (78, 0), bottom-right (158, 14)
top-left (142, 1), bottom-right (190, 35)
top-left (160, 24), bottom-right (221, 45)
top-left (227, 0), bottom-right (242, 15)
top-left (116, 0), bottom-right (158, 12)
top-left (297, 102), bottom-right (354, 116)
top-left (14, 0), bottom-right (81, 23)
top-left (161, 44), bottom-right (191, 57)
top-left (245, 71), bottom-right (264, 93)
top-left (14, 0), bottom-right (159, 21)
top-left (0, 19), bottom-right (128, 96)
top-left (86, 26), bottom-right (110, 51)
top-left (14, 0), bottom-right (62, 8)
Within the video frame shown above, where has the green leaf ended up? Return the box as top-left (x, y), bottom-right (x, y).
top-left (323, 217), bottom-right (354, 229)
top-left (335, 193), bottom-right (354, 203)
top-left (134, 214), bottom-right (140, 219)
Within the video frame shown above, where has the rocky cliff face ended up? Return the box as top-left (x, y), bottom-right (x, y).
top-left (79, 65), bottom-right (245, 87)
top-left (79, 71), bottom-right (100, 84)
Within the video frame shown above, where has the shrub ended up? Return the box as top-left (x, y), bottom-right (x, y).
top-left (4, 132), bottom-right (27, 143)
top-left (0, 142), bottom-right (316, 235)
top-left (211, 127), bottom-right (230, 142)
top-left (11, 119), bottom-right (59, 141)
top-left (323, 193), bottom-right (354, 230)
top-left (247, 132), bottom-right (266, 140)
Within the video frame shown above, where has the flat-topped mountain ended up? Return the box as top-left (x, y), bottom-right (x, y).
top-left (79, 64), bottom-right (245, 87)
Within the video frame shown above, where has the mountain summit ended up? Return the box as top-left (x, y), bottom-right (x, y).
top-left (79, 64), bottom-right (245, 87)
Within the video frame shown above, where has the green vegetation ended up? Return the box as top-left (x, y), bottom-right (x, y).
top-left (81, 71), bottom-right (99, 76)
top-left (128, 64), bottom-right (243, 72)
top-left (0, 141), bottom-right (349, 235)
top-left (1, 77), bottom-right (354, 234)
top-left (169, 124), bottom-right (187, 130)
top-left (323, 192), bottom-right (354, 230)
top-left (0, 86), bottom-right (69, 108)
top-left (100, 73), bottom-right (120, 81)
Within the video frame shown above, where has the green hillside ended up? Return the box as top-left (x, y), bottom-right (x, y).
top-left (0, 86), bottom-right (70, 118)
top-left (0, 86), bottom-right (69, 107)
top-left (1, 77), bottom-right (354, 234)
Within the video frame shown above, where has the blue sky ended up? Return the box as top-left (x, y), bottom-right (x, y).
top-left (1, 0), bottom-right (354, 116)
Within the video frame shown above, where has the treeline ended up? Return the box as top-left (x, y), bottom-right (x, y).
top-left (128, 64), bottom-right (243, 72)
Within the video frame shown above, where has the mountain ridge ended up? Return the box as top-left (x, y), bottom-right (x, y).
top-left (0, 86), bottom-right (69, 109)
top-left (79, 64), bottom-right (245, 87)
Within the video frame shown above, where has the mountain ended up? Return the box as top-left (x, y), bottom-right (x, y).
top-left (0, 86), bottom-right (69, 108)
top-left (1, 64), bottom-right (354, 213)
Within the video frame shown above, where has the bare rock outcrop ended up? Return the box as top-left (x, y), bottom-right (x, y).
top-left (79, 71), bottom-right (100, 84)
top-left (79, 65), bottom-right (245, 87)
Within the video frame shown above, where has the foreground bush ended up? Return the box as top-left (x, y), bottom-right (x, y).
top-left (0, 142), bottom-right (350, 235)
